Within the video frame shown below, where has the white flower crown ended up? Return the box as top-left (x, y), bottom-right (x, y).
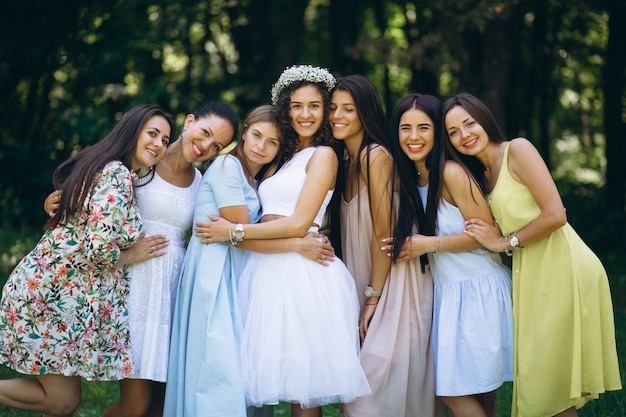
top-left (270, 65), bottom-right (336, 105)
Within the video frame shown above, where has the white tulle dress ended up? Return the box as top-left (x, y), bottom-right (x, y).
top-left (237, 147), bottom-right (371, 408)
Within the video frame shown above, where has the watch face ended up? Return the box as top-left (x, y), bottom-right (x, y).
top-left (510, 236), bottom-right (519, 247)
top-left (364, 286), bottom-right (381, 297)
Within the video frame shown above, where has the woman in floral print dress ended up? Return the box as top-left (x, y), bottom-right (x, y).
top-left (0, 104), bottom-right (175, 416)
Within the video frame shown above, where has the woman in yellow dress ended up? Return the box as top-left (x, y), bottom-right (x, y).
top-left (443, 93), bottom-right (621, 417)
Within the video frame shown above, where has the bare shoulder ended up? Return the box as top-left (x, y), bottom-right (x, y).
top-left (508, 137), bottom-right (544, 167)
top-left (360, 144), bottom-right (393, 168)
top-left (313, 145), bottom-right (338, 159)
top-left (443, 160), bottom-right (470, 183)
top-left (310, 145), bottom-right (339, 169)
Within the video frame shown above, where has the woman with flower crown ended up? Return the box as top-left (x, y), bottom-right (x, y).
top-left (202, 65), bottom-right (371, 416)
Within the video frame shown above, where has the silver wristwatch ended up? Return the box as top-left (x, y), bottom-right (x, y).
top-left (233, 224), bottom-right (245, 242)
top-left (364, 285), bottom-right (382, 298)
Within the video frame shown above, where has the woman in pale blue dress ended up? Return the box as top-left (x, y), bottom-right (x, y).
top-left (164, 105), bottom-right (334, 417)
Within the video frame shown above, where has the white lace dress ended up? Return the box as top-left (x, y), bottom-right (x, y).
top-left (126, 170), bottom-right (201, 381)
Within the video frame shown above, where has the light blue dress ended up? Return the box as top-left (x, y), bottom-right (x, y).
top-left (163, 155), bottom-right (261, 417)
top-left (422, 187), bottom-right (514, 396)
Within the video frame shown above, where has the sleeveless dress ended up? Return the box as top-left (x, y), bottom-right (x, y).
top-left (487, 143), bottom-right (621, 416)
top-left (0, 161), bottom-right (141, 381)
top-left (126, 169), bottom-right (201, 382)
top-left (341, 186), bottom-right (444, 417)
top-left (237, 147), bottom-right (371, 408)
top-left (427, 195), bottom-right (513, 396)
top-left (164, 155), bottom-right (262, 417)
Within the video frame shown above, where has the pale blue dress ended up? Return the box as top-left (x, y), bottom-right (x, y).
top-left (420, 185), bottom-right (514, 396)
top-left (163, 155), bottom-right (261, 417)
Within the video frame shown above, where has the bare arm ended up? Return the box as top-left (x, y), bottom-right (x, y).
top-left (195, 201), bottom-right (335, 265)
top-left (464, 138), bottom-right (566, 251)
top-left (236, 232), bottom-right (335, 266)
top-left (360, 147), bottom-right (394, 340)
top-left (200, 147), bottom-right (339, 241)
top-left (115, 231), bottom-right (169, 267)
top-left (48, 187), bottom-right (168, 268)
top-left (380, 162), bottom-right (490, 261)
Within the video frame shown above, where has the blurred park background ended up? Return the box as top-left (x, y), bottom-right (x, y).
top-left (0, 0), bottom-right (624, 415)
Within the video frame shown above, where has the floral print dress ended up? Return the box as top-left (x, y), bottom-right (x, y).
top-left (0, 161), bottom-right (142, 381)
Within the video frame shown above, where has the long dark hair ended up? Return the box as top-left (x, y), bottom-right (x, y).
top-left (328, 75), bottom-right (392, 259)
top-left (230, 105), bottom-right (283, 187)
top-left (441, 93), bottom-right (507, 191)
top-left (48, 104), bottom-right (176, 230)
top-left (272, 80), bottom-right (335, 167)
top-left (388, 93), bottom-right (442, 269)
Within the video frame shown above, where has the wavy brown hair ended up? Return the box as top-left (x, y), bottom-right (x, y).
top-left (47, 105), bottom-right (176, 230)
top-left (272, 80), bottom-right (336, 168)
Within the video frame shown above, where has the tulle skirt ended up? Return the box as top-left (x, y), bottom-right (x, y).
top-left (238, 251), bottom-right (371, 408)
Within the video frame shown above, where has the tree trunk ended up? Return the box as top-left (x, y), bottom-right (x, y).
top-left (603, 0), bottom-right (626, 210)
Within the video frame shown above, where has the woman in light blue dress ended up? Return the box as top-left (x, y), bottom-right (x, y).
top-left (164, 105), bottom-right (334, 417)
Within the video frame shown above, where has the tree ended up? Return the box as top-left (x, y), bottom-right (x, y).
top-left (603, 0), bottom-right (626, 211)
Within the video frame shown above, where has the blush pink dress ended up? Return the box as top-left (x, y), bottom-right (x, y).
top-left (341, 186), bottom-right (446, 417)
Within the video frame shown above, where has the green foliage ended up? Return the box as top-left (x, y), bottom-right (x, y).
top-left (0, 228), bottom-right (40, 279)
top-left (1, 0), bottom-right (621, 227)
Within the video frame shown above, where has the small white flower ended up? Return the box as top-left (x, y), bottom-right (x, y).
top-left (271, 65), bottom-right (336, 105)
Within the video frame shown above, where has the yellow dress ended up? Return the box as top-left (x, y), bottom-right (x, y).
top-left (486, 143), bottom-right (621, 417)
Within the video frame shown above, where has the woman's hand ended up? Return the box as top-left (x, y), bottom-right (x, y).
top-left (359, 299), bottom-right (379, 343)
top-left (295, 232), bottom-right (335, 266)
top-left (464, 218), bottom-right (504, 252)
top-left (196, 215), bottom-right (232, 244)
top-left (117, 231), bottom-right (169, 266)
top-left (44, 190), bottom-right (61, 217)
top-left (380, 235), bottom-right (428, 261)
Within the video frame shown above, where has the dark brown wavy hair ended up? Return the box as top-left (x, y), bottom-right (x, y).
top-left (272, 79), bottom-right (336, 168)
top-left (47, 105), bottom-right (176, 230)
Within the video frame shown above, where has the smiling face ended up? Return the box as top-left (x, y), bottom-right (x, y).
top-left (329, 89), bottom-right (363, 143)
top-left (398, 108), bottom-right (435, 167)
top-left (242, 121), bottom-right (281, 175)
top-left (444, 105), bottom-right (488, 156)
top-left (181, 114), bottom-right (235, 163)
top-left (131, 115), bottom-right (171, 170)
top-left (288, 84), bottom-right (324, 141)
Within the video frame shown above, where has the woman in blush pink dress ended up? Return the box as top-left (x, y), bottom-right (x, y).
top-left (328, 76), bottom-right (444, 417)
